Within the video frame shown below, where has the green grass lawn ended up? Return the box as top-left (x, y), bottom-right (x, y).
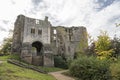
top-left (0, 55), bottom-right (12, 61)
top-left (38, 66), bottom-right (63, 72)
top-left (0, 61), bottom-right (56, 80)
top-left (0, 55), bottom-right (63, 72)
top-left (0, 55), bottom-right (65, 80)
top-left (0, 54), bottom-right (20, 61)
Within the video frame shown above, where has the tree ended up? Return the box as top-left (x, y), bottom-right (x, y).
top-left (0, 30), bottom-right (13, 55)
top-left (115, 23), bottom-right (120, 27)
top-left (85, 42), bottom-right (96, 56)
top-left (84, 34), bottom-right (96, 56)
top-left (110, 36), bottom-right (120, 57)
top-left (95, 31), bottom-right (114, 59)
top-left (0, 37), bottom-right (12, 55)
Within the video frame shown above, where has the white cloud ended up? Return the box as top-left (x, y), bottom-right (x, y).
top-left (0, 0), bottom-right (120, 45)
top-left (88, 0), bottom-right (120, 38)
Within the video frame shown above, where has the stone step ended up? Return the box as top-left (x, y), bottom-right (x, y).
top-left (7, 59), bottom-right (47, 74)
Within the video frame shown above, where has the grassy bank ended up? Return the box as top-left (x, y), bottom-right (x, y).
top-left (0, 55), bottom-right (64, 80)
top-left (0, 61), bottom-right (56, 80)
top-left (0, 54), bottom-right (20, 61)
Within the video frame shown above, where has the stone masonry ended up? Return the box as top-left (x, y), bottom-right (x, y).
top-left (12, 15), bottom-right (88, 67)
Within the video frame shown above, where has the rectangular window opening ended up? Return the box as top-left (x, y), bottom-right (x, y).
top-left (38, 29), bottom-right (42, 35)
top-left (31, 28), bottom-right (35, 34)
top-left (53, 29), bottom-right (57, 34)
top-left (53, 36), bottom-right (56, 40)
top-left (36, 19), bottom-right (39, 24)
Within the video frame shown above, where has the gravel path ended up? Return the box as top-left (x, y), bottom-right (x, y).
top-left (49, 70), bottom-right (75, 80)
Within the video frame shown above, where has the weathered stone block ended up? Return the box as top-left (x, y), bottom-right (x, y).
top-left (32, 56), bottom-right (43, 66)
top-left (44, 53), bottom-right (54, 67)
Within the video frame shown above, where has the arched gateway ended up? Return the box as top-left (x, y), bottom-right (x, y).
top-left (31, 41), bottom-right (44, 66)
top-left (32, 41), bottom-right (43, 56)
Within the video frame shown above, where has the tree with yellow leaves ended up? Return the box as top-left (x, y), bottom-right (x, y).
top-left (95, 31), bottom-right (114, 59)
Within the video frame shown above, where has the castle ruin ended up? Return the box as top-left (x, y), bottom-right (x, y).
top-left (12, 15), bottom-right (88, 67)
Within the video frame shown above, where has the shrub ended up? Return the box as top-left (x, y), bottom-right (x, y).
top-left (54, 55), bottom-right (68, 69)
top-left (69, 55), bottom-right (111, 80)
top-left (110, 63), bottom-right (120, 80)
top-left (110, 58), bottom-right (120, 80)
top-left (110, 37), bottom-right (120, 57)
top-left (97, 49), bottom-right (115, 60)
top-left (0, 37), bottom-right (12, 55)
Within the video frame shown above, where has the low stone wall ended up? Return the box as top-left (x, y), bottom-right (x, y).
top-left (32, 56), bottom-right (43, 66)
top-left (44, 53), bottom-right (54, 67)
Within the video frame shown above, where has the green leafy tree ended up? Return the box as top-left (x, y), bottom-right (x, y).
top-left (111, 36), bottom-right (120, 57)
top-left (95, 31), bottom-right (114, 59)
top-left (0, 37), bottom-right (12, 55)
top-left (85, 42), bottom-right (96, 56)
top-left (0, 30), bottom-right (13, 55)
top-left (115, 23), bottom-right (120, 27)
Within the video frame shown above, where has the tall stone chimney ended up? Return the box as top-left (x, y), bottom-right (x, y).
top-left (45, 16), bottom-right (48, 22)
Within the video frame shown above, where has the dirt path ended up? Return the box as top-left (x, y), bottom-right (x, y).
top-left (49, 70), bottom-right (75, 80)
top-left (0, 61), bottom-right (3, 63)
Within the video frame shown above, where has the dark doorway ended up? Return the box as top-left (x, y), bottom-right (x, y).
top-left (32, 41), bottom-right (43, 56)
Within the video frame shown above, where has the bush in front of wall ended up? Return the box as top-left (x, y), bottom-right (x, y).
top-left (69, 55), bottom-right (111, 80)
top-left (54, 55), bottom-right (68, 69)
top-left (110, 57), bottom-right (120, 80)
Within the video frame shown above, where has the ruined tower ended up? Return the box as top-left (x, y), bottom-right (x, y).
top-left (12, 15), bottom-right (88, 66)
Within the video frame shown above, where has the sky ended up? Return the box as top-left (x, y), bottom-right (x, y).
top-left (0, 0), bottom-right (120, 45)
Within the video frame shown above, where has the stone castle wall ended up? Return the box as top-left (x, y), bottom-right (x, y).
top-left (51, 26), bottom-right (88, 59)
top-left (12, 15), bottom-right (88, 66)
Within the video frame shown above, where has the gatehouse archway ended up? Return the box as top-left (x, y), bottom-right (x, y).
top-left (32, 41), bottom-right (43, 56)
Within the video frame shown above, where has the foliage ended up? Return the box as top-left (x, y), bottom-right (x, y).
top-left (95, 31), bottom-right (111, 51)
top-left (38, 66), bottom-right (63, 72)
top-left (76, 30), bottom-right (88, 56)
top-left (97, 49), bottom-right (115, 60)
top-left (84, 34), bottom-right (95, 56)
top-left (95, 31), bottom-right (114, 59)
top-left (87, 34), bottom-right (94, 45)
top-left (67, 58), bottom-right (73, 67)
top-left (0, 54), bottom-right (20, 61)
top-left (0, 37), bottom-right (12, 55)
top-left (69, 55), bottom-right (111, 80)
top-left (0, 62), bottom-right (56, 80)
top-left (54, 55), bottom-right (68, 69)
top-left (110, 58), bottom-right (120, 80)
top-left (115, 23), bottom-right (120, 27)
top-left (110, 36), bottom-right (120, 57)
top-left (85, 42), bottom-right (96, 56)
